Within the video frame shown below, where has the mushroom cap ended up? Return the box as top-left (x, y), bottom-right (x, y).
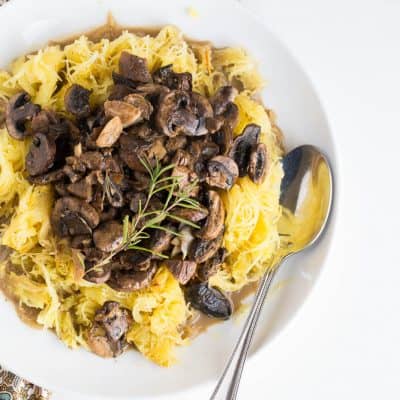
top-left (93, 221), bottom-right (123, 253)
top-left (51, 196), bottom-right (100, 237)
top-left (189, 233), bottom-right (224, 264)
top-left (206, 155), bottom-right (239, 190)
top-left (107, 262), bottom-right (158, 292)
top-left (6, 91), bottom-right (40, 140)
top-left (185, 283), bottom-right (232, 319)
top-left (230, 123), bottom-right (261, 177)
top-left (210, 85), bottom-right (238, 115)
top-left (64, 84), bottom-right (91, 117)
top-left (248, 142), bottom-right (268, 184)
top-left (119, 52), bottom-right (152, 83)
top-left (26, 133), bottom-right (57, 176)
top-left (165, 259), bottom-right (197, 285)
top-left (197, 190), bottom-right (225, 240)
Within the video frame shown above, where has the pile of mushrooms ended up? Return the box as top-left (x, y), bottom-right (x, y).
top-left (5, 51), bottom-right (268, 356)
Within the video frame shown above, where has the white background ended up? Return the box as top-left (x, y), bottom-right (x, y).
top-left (7, 0), bottom-right (400, 398)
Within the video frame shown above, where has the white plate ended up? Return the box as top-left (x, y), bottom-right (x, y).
top-left (0, 0), bottom-right (337, 398)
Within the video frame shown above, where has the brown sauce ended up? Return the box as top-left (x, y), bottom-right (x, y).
top-left (0, 262), bottom-right (41, 329)
top-left (51, 13), bottom-right (211, 48)
top-left (185, 281), bottom-right (259, 338)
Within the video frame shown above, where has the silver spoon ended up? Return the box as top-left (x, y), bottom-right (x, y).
top-left (210, 145), bottom-right (333, 400)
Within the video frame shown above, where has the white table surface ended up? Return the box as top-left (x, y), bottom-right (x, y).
top-left (23, 0), bottom-right (400, 398)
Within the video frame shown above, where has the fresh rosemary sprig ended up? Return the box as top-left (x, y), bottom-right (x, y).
top-left (92, 158), bottom-right (201, 269)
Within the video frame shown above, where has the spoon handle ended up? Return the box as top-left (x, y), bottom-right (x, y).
top-left (210, 264), bottom-right (280, 400)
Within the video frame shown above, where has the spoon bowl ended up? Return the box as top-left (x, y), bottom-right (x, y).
top-left (211, 145), bottom-right (333, 400)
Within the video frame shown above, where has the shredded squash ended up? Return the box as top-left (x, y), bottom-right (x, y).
top-left (0, 25), bottom-right (283, 366)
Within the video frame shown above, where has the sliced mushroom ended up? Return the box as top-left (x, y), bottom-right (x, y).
top-left (119, 250), bottom-right (152, 272)
top-left (119, 51), bottom-right (152, 83)
top-left (66, 177), bottom-right (94, 201)
top-left (94, 301), bottom-right (132, 342)
top-left (153, 64), bottom-right (192, 91)
top-left (230, 124), bottom-right (261, 176)
top-left (165, 135), bottom-right (188, 154)
top-left (123, 94), bottom-right (153, 121)
top-left (206, 156), bottom-right (239, 190)
top-left (212, 125), bottom-right (233, 155)
top-left (135, 83), bottom-right (170, 100)
top-left (145, 228), bottom-right (174, 255)
top-left (188, 92), bottom-right (214, 136)
top-left (108, 262), bottom-right (157, 292)
top-left (185, 283), bottom-right (232, 319)
top-left (51, 196), bottom-right (100, 237)
top-left (26, 133), bottom-right (57, 176)
top-left (64, 84), bottom-right (91, 117)
top-left (104, 100), bottom-right (142, 128)
top-left (248, 143), bottom-right (268, 184)
top-left (108, 84), bottom-right (135, 101)
top-left (87, 302), bottom-right (132, 358)
top-left (87, 323), bottom-right (120, 358)
top-left (70, 235), bottom-right (93, 249)
top-left (85, 266), bottom-right (112, 284)
top-left (197, 248), bottom-right (226, 281)
top-left (189, 233), bottom-right (223, 264)
top-left (96, 116), bottom-right (123, 148)
top-left (197, 191), bottom-right (225, 240)
top-left (155, 90), bottom-right (193, 137)
top-left (171, 205), bottom-right (209, 222)
top-left (6, 92), bottom-right (40, 140)
top-left (119, 134), bottom-right (166, 172)
top-left (222, 102), bottom-right (239, 130)
top-left (205, 116), bottom-right (224, 134)
top-left (165, 260), bottom-right (197, 284)
top-left (27, 168), bottom-right (65, 185)
top-left (104, 174), bottom-right (124, 208)
top-left (172, 149), bottom-right (195, 168)
top-left (210, 86), bottom-right (238, 115)
top-left (93, 221), bottom-right (123, 253)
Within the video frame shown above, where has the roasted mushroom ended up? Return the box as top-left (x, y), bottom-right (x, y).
top-left (230, 123), bottom-right (261, 176)
top-left (165, 260), bottom-right (197, 284)
top-left (155, 90), bottom-right (194, 137)
top-left (185, 283), bottom-right (232, 319)
top-left (119, 250), bottom-right (152, 272)
top-left (119, 133), bottom-right (167, 172)
top-left (123, 94), bottom-right (153, 121)
top-left (119, 51), bottom-right (152, 83)
top-left (93, 221), bottom-right (123, 253)
top-left (108, 262), bottom-right (157, 292)
top-left (210, 86), bottom-right (238, 115)
top-left (189, 233), bottom-right (223, 264)
top-left (94, 301), bottom-right (132, 342)
top-left (197, 248), bottom-right (226, 281)
top-left (87, 301), bottom-right (132, 358)
top-left (197, 191), bottom-right (225, 240)
top-left (66, 176), bottom-right (95, 201)
top-left (51, 197), bottom-right (100, 237)
top-left (26, 133), bottom-right (57, 176)
top-left (64, 84), bottom-right (91, 117)
top-left (6, 92), bottom-right (40, 140)
top-left (248, 143), bottom-right (268, 184)
top-left (153, 64), bottom-right (192, 91)
top-left (171, 205), bottom-right (209, 222)
top-left (84, 266), bottom-right (112, 284)
top-left (206, 155), bottom-right (239, 190)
